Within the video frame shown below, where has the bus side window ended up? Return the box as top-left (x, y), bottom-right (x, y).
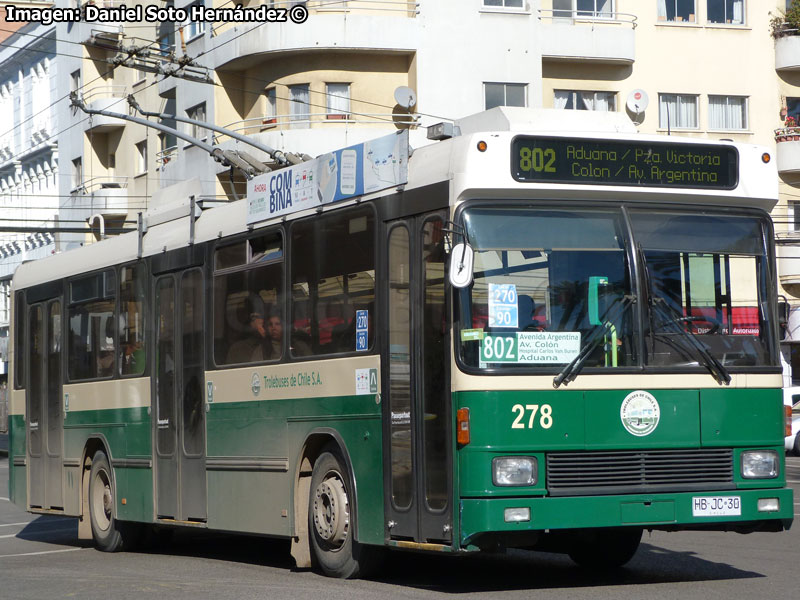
top-left (290, 207), bottom-right (375, 357)
top-left (67, 270), bottom-right (116, 381)
top-left (119, 264), bottom-right (146, 376)
top-left (213, 230), bottom-right (284, 366)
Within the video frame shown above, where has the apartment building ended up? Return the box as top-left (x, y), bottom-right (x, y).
top-left (54, 0), bottom-right (164, 251)
top-left (0, 16), bottom-right (58, 381)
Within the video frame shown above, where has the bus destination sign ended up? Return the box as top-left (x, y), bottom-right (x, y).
top-left (511, 136), bottom-right (738, 189)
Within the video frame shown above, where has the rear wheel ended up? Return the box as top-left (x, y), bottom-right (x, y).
top-left (308, 448), bottom-right (380, 578)
top-left (566, 528), bottom-right (642, 569)
top-left (88, 450), bottom-right (139, 551)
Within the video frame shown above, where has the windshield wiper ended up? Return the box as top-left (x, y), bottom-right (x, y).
top-left (553, 294), bottom-right (634, 388)
top-left (649, 299), bottom-right (731, 385)
top-left (637, 244), bottom-right (731, 386)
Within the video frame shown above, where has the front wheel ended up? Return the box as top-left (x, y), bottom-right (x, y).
top-left (308, 448), bottom-right (380, 578)
top-left (567, 527), bottom-right (643, 569)
top-left (794, 432), bottom-right (800, 457)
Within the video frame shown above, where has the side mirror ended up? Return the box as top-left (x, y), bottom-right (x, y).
top-left (449, 243), bottom-right (474, 288)
top-left (588, 276), bottom-right (608, 326)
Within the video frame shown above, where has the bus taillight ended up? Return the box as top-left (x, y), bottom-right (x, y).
top-left (787, 404), bottom-right (793, 437)
top-left (457, 408), bottom-right (470, 446)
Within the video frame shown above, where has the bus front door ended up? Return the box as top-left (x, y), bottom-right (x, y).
top-left (383, 213), bottom-right (452, 544)
top-left (153, 269), bottom-right (207, 522)
top-left (27, 299), bottom-right (63, 510)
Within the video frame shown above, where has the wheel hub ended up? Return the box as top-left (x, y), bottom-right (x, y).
top-left (312, 475), bottom-right (349, 546)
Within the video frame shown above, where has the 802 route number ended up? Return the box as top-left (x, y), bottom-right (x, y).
top-left (511, 404), bottom-right (553, 429)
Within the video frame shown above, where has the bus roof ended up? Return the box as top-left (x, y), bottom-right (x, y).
top-left (12, 109), bottom-right (777, 291)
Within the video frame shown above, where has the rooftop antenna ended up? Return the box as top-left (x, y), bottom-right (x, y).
top-left (394, 86), bottom-right (418, 110)
top-left (626, 89), bottom-right (649, 127)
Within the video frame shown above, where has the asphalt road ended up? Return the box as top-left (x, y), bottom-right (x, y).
top-left (0, 456), bottom-right (798, 600)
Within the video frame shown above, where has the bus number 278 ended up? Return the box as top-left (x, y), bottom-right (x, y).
top-left (511, 404), bottom-right (553, 429)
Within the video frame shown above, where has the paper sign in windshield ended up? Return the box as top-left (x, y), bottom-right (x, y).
top-left (488, 283), bottom-right (518, 328)
top-left (481, 332), bottom-right (581, 364)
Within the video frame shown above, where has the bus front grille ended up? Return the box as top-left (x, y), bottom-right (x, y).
top-left (545, 448), bottom-right (734, 496)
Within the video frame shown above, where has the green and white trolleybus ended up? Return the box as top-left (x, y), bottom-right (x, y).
top-left (6, 108), bottom-right (794, 578)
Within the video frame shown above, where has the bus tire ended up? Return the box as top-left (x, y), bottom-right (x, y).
top-left (308, 448), bottom-right (378, 578)
top-left (566, 527), bottom-right (642, 569)
top-left (88, 449), bottom-right (126, 552)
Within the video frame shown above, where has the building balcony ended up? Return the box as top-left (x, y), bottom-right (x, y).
top-left (775, 31), bottom-right (800, 71)
top-left (74, 0), bottom-right (124, 47)
top-left (81, 86), bottom-right (127, 132)
top-left (775, 129), bottom-right (800, 174)
top-left (208, 1), bottom-right (419, 71)
top-left (778, 242), bottom-right (800, 289)
top-left (69, 176), bottom-right (129, 217)
top-left (539, 10), bottom-right (636, 65)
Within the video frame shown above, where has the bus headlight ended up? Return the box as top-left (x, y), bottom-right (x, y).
top-left (493, 456), bottom-right (537, 486)
top-left (741, 450), bottom-right (779, 479)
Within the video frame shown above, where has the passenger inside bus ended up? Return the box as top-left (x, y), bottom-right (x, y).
top-left (121, 338), bottom-right (145, 375)
top-left (97, 338), bottom-right (115, 378)
top-left (226, 311), bottom-right (270, 363)
top-left (265, 310), bottom-right (283, 358)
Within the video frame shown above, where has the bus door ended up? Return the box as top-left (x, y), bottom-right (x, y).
top-left (153, 268), bottom-right (207, 522)
top-left (383, 212), bottom-right (451, 543)
top-left (27, 298), bottom-right (63, 510)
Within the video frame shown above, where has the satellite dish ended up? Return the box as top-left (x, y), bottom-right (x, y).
top-left (394, 86), bottom-right (417, 109)
top-left (626, 89), bottom-right (649, 114)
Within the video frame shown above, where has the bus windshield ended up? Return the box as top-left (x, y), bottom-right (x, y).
top-left (455, 205), bottom-right (775, 373)
top-left (457, 206), bottom-right (635, 370)
top-left (631, 210), bottom-right (772, 369)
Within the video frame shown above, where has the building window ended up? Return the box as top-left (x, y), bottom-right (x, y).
top-left (708, 95), bottom-right (747, 130)
top-left (484, 82), bottom-right (526, 110)
top-left (554, 90), bottom-right (616, 111)
top-left (554, 0), bottom-right (614, 18)
top-left (483, 0), bottom-right (524, 8)
top-left (658, 93), bottom-right (698, 129)
top-left (788, 97), bottom-right (800, 124)
top-left (187, 103), bottom-right (206, 140)
top-left (657, 0), bottom-right (696, 22)
top-left (289, 84), bottom-right (310, 129)
top-left (263, 88), bottom-right (277, 125)
top-left (70, 69), bottom-right (81, 93)
top-left (707, 0), bottom-right (744, 24)
top-left (71, 157), bottom-right (82, 190)
top-left (326, 83), bottom-right (350, 120)
top-left (791, 202), bottom-right (800, 232)
top-left (134, 64), bottom-right (146, 83)
top-left (186, 1), bottom-right (206, 40)
top-left (135, 141), bottom-right (147, 174)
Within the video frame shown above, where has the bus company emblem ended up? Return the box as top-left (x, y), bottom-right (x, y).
top-left (251, 373), bottom-right (261, 397)
top-left (620, 390), bottom-right (660, 437)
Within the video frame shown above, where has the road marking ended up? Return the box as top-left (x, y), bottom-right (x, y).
top-left (0, 548), bottom-right (83, 559)
top-left (0, 527), bottom-right (74, 539)
top-left (0, 497), bottom-right (9, 502)
top-left (786, 480), bottom-right (800, 484)
top-left (0, 522), bottom-right (33, 528)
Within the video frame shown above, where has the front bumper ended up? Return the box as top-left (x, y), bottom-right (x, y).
top-left (460, 487), bottom-right (794, 547)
